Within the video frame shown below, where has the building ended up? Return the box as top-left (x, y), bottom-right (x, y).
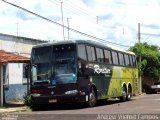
top-left (0, 33), bottom-right (47, 105)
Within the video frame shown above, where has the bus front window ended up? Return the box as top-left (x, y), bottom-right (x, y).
top-left (52, 44), bottom-right (77, 84)
top-left (31, 46), bottom-right (52, 85)
top-left (31, 44), bottom-right (77, 85)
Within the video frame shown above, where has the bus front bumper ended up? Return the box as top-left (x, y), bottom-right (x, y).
top-left (31, 93), bottom-right (87, 105)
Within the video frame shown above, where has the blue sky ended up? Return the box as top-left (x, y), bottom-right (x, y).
top-left (0, 0), bottom-right (160, 49)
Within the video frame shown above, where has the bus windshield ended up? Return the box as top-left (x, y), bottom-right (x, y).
top-left (31, 46), bottom-right (52, 85)
top-left (31, 44), bottom-right (77, 85)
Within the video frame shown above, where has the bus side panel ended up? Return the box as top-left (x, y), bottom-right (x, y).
top-left (88, 63), bottom-right (113, 100)
top-left (107, 66), bottom-right (138, 98)
top-left (107, 66), bottom-right (122, 98)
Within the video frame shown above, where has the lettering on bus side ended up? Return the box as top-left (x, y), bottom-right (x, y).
top-left (94, 65), bottom-right (111, 75)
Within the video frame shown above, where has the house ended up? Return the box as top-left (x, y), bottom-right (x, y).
top-left (0, 33), bottom-right (47, 106)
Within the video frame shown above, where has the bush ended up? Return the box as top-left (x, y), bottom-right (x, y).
top-left (23, 93), bottom-right (32, 106)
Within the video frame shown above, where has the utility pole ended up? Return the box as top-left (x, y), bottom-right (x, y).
top-left (138, 23), bottom-right (142, 94)
top-left (61, 2), bottom-right (65, 40)
top-left (67, 18), bottom-right (71, 40)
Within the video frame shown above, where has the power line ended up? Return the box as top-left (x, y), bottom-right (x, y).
top-left (47, 0), bottom-right (127, 42)
top-left (48, 0), bottom-right (97, 23)
top-left (1, 0), bottom-right (130, 47)
top-left (141, 33), bottom-right (160, 37)
top-left (53, 0), bottom-right (95, 18)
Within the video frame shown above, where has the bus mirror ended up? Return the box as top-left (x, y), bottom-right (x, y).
top-left (24, 64), bottom-right (30, 78)
top-left (78, 62), bottom-right (81, 69)
top-left (86, 65), bottom-right (89, 68)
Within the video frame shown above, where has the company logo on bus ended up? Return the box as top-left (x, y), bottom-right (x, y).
top-left (94, 65), bottom-right (111, 75)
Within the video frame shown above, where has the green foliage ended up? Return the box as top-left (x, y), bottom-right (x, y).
top-left (129, 42), bottom-right (160, 79)
top-left (23, 92), bottom-right (32, 107)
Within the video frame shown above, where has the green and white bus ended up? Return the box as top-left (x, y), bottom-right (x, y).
top-left (30, 40), bottom-right (138, 107)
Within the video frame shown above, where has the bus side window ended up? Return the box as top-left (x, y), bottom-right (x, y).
top-left (124, 54), bottom-right (130, 66)
top-left (132, 55), bottom-right (137, 67)
top-left (129, 55), bottom-right (133, 66)
top-left (118, 52), bottom-right (125, 66)
top-left (112, 51), bottom-right (119, 65)
top-left (86, 46), bottom-right (96, 62)
top-left (104, 49), bottom-right (112, 64)
top-left (78, 45), bottom-right (87, 61)
top-left (91, 46), bottom-right (96, 62)
top-left (96, 48), bottom-right (104, 63)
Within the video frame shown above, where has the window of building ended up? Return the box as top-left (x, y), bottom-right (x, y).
top-left (78, 45), bottom-right (87, 61)
top-left (104, 49), bottom-right (112, 64)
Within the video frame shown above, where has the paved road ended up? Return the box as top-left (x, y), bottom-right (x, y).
top-left (1, 93), bottom-right (160, 120)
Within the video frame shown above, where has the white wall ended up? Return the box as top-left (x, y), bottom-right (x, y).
top-left (0, 39), bottom-right (15, 52)
top-left (8, 63), bottom-right (23, 84)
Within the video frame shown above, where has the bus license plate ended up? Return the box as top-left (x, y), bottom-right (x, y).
top-left (49, 99), bottom-right (57, 103)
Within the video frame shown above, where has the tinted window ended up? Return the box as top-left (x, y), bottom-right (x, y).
top-left (129, 55), bottom-right (133, 66)
top-left (96, 48), bottom-right (104, 62)
top-left (112, 51), bottom-right (119, 65)
top-left (78, 45), bottom-right (87, 61)
top-left (86, 46), bottom-right (92, 61)
top-left (118, 52), bottom-right (125, 66)
top-left (104, 49), bottom-right (112, 64)
top-left (32, 46), bottom-right (52, 83)
top-left (132, 56), bottom-right (137, 66)
top-left (86, 46), bottom-right (96, 62)
top-left (91, 46), bottom-right (96, 61)
top-left (124, 54), bottom-right (130, 66)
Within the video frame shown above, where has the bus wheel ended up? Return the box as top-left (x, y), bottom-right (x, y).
top-left (127, 86), bottom-right (132, 101)
top-left (30, 104), bottom-right (38, 111)
top-left (88, 88), bottom-right (97, 107)
top-left (120, 86), bottom-right (127, 102)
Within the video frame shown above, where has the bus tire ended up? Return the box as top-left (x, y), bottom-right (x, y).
top-left (127, 86), bottom-right (132, 101)
top-left (120, 86), bottom-right (127, 102)
top-left (88, 87), bottom-right (97, 107)
top-left (30, 104), bottom-right (37, 111)
top-left (30, 103), bottom-right (39, 111)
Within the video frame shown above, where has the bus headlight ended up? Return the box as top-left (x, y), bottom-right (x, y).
top-left (31, 93), bottom-right (41, 97)
top-left (65, 90), bottom-right (78, 95)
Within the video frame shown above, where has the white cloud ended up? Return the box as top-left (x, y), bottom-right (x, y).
top-left (0, 0), bottom-right (160, 49)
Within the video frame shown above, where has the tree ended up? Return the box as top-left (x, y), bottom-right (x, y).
top-left (129, 42), bottom-right (160, 81)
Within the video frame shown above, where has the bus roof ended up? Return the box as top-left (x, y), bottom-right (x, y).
top-left (33, 40), bottom-right (135, 55)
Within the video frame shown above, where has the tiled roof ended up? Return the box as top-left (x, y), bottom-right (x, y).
top-left (0, 50), bottom-right (30, 63)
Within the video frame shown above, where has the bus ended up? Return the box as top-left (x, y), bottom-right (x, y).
top-left (30, 40), bottom-right (138, 107)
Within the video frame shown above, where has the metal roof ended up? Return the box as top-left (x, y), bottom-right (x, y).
top-left (0, 50), bottom-right (30, 63)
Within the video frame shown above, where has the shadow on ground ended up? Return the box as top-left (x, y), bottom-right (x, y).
top-left (31, 98), bottom-right (134, 111)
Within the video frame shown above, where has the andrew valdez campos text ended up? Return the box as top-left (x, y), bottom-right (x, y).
top-left (97, 114), bottom-right (159, 120)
